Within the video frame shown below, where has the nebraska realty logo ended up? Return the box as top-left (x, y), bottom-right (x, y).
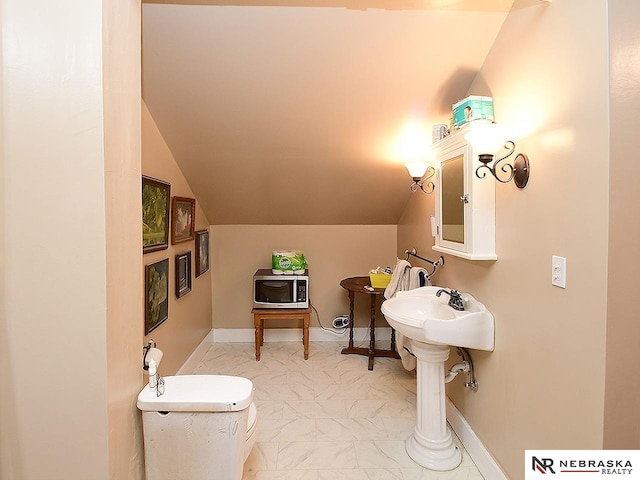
top-left (525, 451), bottom-right (640, 479)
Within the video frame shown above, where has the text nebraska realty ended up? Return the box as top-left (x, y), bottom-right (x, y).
top-left (559, 459), bottom-right (632, 475)
top-left (533, 457), bottom-right (633, 475)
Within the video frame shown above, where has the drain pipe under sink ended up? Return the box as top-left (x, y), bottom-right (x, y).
top-left (444, 361), bottom-right (469, 383)
top-left (444, 347), bottom-right (479, 391)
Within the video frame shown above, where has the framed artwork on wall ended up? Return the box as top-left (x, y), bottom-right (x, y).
top-left (195, 229), bottom-right (209, 277)
top-left (175, 251), bottom-right (192, 298)
top-left (171, 196), bottom-right (196, 244)
top-left (145, 258), bottom-right (169, 335)
top-left (142, 176), bottom-right (170, 254)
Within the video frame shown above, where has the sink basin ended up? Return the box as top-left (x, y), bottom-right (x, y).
top-left (380, 286), bottom-right (495, 471)
top-left (381, 286), bottom-right (494, 351)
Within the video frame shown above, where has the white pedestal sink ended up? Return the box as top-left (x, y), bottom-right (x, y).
top-left (381, 286), bottom-right (494, 471)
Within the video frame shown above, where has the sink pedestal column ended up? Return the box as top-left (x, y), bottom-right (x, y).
top-left (406, 341), bottom-right (461, 471)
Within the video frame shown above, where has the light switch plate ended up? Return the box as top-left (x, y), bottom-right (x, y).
top-left (552, 255), bottom-right (566, 288)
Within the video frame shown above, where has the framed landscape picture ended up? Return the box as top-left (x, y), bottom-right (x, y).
top-left (175, 251), bottom-right (192, 298)
top-left (145, 258), bottom-right (169, 335)
top-left (171, 196), bottom-right (196, 244)
top-left (195, 230), bottom-right (209, 277)
top-left (142, 176), bottom-right (170, 254)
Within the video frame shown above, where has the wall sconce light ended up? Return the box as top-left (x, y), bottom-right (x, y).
top-left (464, 121), bottom-right (530, 188)
top-left (405, 162), bottom-right (436, 194)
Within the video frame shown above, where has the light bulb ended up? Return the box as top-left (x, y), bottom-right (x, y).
top-left (464, 121), bottom-right (507, 155)
top-left (405, 162), bottom-right (429, 179)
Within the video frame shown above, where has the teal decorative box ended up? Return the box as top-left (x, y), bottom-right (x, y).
top-left (452, 96), bottom-right (494, 129)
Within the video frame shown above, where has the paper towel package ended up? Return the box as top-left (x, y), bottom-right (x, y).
top-left (272, 250), bottom-right (307, 275)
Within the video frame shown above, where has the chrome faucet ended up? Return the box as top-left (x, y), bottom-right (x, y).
top-left (436, 289), bottom-right (465, 311)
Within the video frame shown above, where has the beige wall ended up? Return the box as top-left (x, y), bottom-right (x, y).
top-left (142, 102), bottom-right (212, 375)
top-left (398, 0), bottom-right (611, 478)
top-left (211, 225), bottom-right (397, 331)
top-left (1, 0), bottom-right (111, 477)
top-left (603, 1), bottom-right (640, 448)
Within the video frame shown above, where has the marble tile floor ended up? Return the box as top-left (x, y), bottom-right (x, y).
top-left (189, 341), bottom-right (484, 480)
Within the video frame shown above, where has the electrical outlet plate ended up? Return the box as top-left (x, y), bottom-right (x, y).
top-left (551, 256), bottom-right (566, 288)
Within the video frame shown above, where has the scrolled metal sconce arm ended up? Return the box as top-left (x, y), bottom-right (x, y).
top-left (475, 141), bottom-right (530, 188)
top-left (410, 166), bottom-right (437, 195)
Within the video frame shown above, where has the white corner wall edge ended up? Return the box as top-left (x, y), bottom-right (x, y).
top-left (446, 397), bottom-right (508, 480)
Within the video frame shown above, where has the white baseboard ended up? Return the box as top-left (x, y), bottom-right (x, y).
top-left (447, 397), bottom-right (508, 480)
top-left (178, 327), bottom-right (392, 373)
top-left (212, 326), bottom-right (392, 343)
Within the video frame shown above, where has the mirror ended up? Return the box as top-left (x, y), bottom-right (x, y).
top-left (441, 154), bottom-right (464, 244)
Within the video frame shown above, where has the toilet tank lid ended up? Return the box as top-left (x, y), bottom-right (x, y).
top-left (137, 375), bottom-right (254, 412)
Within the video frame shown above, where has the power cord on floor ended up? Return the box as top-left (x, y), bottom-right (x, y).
top-left (312, 305), bottom-right (372, 346)
top-left (312, 304), bottom-right (347, 336)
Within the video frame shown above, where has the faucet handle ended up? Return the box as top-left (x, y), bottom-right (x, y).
top-left (436, 288), bottom-right (465, 311)
top-left (436, 288), bottom-right (458, 297)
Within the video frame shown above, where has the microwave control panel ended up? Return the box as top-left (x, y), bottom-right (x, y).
top-left (297, 280), bottom-right (307, 302)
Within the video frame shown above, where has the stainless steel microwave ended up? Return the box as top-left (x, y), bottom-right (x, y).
top-left (253, 269), bottom-right (309, 309)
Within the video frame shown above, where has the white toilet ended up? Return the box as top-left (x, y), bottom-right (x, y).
top-left (244, 401), bottom-right (257, 461)
top-left (137, 375), bottom-right (257, 480)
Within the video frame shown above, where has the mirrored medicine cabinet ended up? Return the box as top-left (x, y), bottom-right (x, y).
top-left (432, 124), bottom-right (497, 260)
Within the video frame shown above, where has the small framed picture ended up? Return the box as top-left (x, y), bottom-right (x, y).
top-left (142, 176), bottom-right (171, 254)
top-left (175, 251), bottom-right (192, 299)
top-left (171, 196), bottom-right (196, 244)
top-left (195, 230), bottom-right (209, 277)
top-left (145, 258), bottom-right (169, 335)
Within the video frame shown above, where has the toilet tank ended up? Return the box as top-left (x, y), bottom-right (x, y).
top-left (137, 375), bottom-right (254, 480)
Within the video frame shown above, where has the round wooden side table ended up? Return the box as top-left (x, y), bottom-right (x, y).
top-left (339, 276), bottom-right (400, 370)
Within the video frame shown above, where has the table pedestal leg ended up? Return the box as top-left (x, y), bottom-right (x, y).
top-left (347, 290), bottom-right (355, 348)
top-left (367, 295), bottom-right (376, 370)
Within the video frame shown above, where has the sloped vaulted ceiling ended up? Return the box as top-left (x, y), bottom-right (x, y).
top-left (142, 0), bottom-right (513, 225)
